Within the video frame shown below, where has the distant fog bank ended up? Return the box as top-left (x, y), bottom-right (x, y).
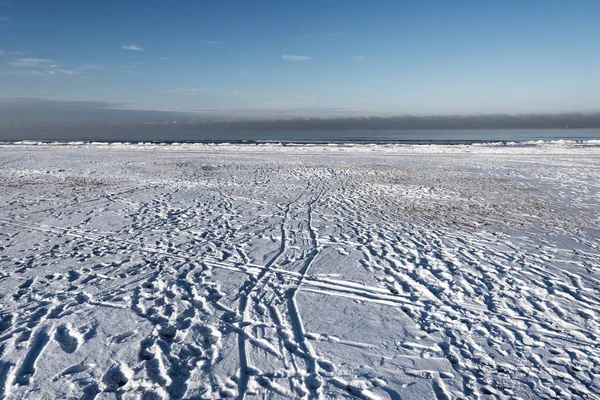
top-left (1, 98), bottom-right (600, 141)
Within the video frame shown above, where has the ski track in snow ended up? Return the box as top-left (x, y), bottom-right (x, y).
top-left (0, 142), bottom-right (599, 399)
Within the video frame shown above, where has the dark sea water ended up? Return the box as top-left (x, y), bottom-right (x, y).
top-left (3, 128), bottom-right (600, 144)
top-left (225, 128), bottom-right (600, 144)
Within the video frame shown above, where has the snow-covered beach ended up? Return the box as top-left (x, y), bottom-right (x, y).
top-left (0, 141), bottom-right (599, 399)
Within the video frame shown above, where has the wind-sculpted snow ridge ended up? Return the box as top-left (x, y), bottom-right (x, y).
top-left (0, 144), bottom-right (599, 399)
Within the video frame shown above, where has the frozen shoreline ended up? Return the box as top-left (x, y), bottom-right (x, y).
top-left (3, 138), bottom-right (600, 148)
top-left (0, 144), bottom-right (599, 399)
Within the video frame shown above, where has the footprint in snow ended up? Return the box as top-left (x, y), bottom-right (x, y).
top-left (54, 324), bottom-right (83, 353)
top-left (113, 330), bottom-right (137, 343)
top-left (59, 362), bottom-right (95, 377)
top-left (102, 363), bottom-right (133, 391)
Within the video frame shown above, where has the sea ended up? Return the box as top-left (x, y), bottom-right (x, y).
top-left (2, 128), bottom-right (600, 144)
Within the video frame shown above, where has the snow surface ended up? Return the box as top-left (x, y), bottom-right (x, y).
top-left (0, 141), bottom-right (599, 399)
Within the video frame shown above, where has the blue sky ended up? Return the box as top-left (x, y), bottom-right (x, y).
top-left (1, 0), bottom-right (600, 118)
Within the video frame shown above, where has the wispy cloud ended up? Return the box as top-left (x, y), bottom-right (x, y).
top-left (262, 92), bottom-right (315, 108)
top-left (213, 88), bottom-right (243, 97)
top-left (165, 88), bottom-right (206, 96)
top-left (354, 55), bottom-right (366, 61)
top-left (0, 70), bottom-right (42, 76)
top-left (165, 87), bottom-right (244, 97)
top-left (0, 49), bottom-right (4, 56)
top-left (1, 68), bottom-right (78, 76)
top-left (6, 58), bottom-right (53, 67)
top-left (3, 58), bottom-right (80, 76)
top-left (205, 41), bottom-right (223, 45)
top-left (47, 66), bottom-right (78, 75)
top-left (122, 44), bottom-right (145, 52)
top-left (282, 55), bottom-right (311, 61)
top-left (77, 63), bottom-right (102, 70)
top-left (0, 16), bottom-right (10, 21)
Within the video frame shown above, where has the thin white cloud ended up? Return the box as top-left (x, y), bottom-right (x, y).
top-left (205, 41), bottom-right (223, 45)
top-left (165, 87), bottom-right (244, 97)
top-left (0, 70), bottom-right (43, 76)
top-left (6, 58), bottom-right (53, 67)
top-left (0, 16), bottom-right (10, 21)
top-left (122, 44), bottom-right (145, 51)
top-left (165, 88), bottom-right (206, 96)
top-left (213, 88), bottom-right (242, 97)
top-left (354, 55), bottom-right (366, 61)
top-left (282, 55), bottom-right (311, 61)
top-left (48, 68), bottom-right (77, 75)
top-left (0, 69), bottom-right (74, 76)
top-left (4, 57), bottom-right (79, 76)
top-left (0, 49), bottom-right (4, 56)
top-left (77, 63), bottom-right (102, 70)
top-left (1, 68), bottom-right (78, 76)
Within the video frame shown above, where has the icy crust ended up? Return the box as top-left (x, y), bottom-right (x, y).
top-left (0, 145), bottom-right (599, 399)
top-left (1, 138), bottom-right (600, 155)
